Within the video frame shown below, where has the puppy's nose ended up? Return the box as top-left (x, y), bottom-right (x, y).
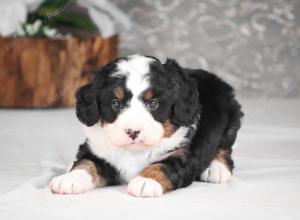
top-left (125, 128), bottom-right (141, 140)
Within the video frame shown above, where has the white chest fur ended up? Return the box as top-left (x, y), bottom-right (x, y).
top-left (82, 123), bottom-right (188, 182)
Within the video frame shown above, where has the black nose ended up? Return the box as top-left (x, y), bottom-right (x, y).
top-left (125, 129), bottom-right (141, 140)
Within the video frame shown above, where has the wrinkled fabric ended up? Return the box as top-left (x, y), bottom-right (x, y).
top-left (0, 100), bottom-right (299, 220)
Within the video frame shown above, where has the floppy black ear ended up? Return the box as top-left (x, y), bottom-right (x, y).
top-left (173, 81), bottom-right (199, 126)
top-left (164, 58), bottom-right (200, 126)
top-left (75, 83), bottom-right (100, 126)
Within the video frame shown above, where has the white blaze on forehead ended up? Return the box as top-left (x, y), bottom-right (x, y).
top-left (116, 55), bottom-right (154, 96)
top-left (103, 55), bottom-right (165, 153)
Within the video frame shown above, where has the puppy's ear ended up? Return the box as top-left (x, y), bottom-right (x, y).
top-left (163, 58), bottom-right (182, 75)
top-left (164, 58), bottom-right (199, 126)
top-left (173, 81), bottom-right (199, 126)
top-left (75, 83), bottom-right (100, 126)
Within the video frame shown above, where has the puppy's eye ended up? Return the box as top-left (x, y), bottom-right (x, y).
top-left (112, 99), bottom-right (123, 110)
top-left (147, 99), bottom-right (159, 111)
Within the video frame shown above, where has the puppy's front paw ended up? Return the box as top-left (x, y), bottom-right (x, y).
top-left (128, 176), bottom-right (163, 198)
top-left (201, 159), bottom-right (232, 183)
top-left (49, 170), bottom-right (94, 194)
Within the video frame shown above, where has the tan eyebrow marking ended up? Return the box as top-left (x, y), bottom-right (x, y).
top-left (114, 86), bottom-right (125, 100)
top-left (144, 89), bottom-right (153, 101)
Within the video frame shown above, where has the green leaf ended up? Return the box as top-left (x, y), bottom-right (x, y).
top-left (39, 0), bottom-right (74, 10)
top-left (53, 13), bottom-right (97, 32)
top-left (24, 0), bottom-right (98, 36)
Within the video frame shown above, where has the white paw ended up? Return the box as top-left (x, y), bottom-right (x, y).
top-left (128, 176), bottom-right (163, 198)
top-left (201, 160), bottom-right (232, 183)
top-left (49, 169), bottom-right (95, 194)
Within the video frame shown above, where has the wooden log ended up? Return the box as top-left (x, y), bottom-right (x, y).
top-left (0, 35), bottom-right (118, 108)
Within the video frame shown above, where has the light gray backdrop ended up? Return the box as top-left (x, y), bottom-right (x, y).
top-left (113, 0), bottom-right (300, 98)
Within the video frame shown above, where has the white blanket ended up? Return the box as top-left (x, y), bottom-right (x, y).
top-left (0, 99), bottom-right (299, 220)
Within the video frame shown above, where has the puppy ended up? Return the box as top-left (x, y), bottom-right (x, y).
top-left (49, 55), bottom-right (243, 197)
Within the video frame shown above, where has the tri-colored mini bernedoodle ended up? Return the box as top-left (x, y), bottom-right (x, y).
top-left (49, 55), bottom-right (243, 197)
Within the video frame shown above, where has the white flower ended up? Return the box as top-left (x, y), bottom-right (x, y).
top-left (0, 1), bottom-right (27, 36)
top-left (17, 25), bottom-right (26, 36)
top-left (0, 0), bottom-right (43, 36)
top-left (43, 27), bottom-right (57, 37)
top-left (31, 20), bottom-right (42, 34)
top-left (27, 20), bottom-right (42, 35)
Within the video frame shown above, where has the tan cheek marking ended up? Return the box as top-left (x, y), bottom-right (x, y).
top-left (144, 89), bottom-right (153, 101)
top-left (215, 149), bottom-right (230, 170)
top-left (140, 164), bottom-right (173, 192)
top-left (162, 120), bottom-right (175, 137)
top-left (170, 148), bottom-right (188, 159)
top-left (72, 159), bottom-right (106, 187)
top-left (100, 118), bottom-right (105, 127)
top-left (114, 86), bottom-right (125, 100)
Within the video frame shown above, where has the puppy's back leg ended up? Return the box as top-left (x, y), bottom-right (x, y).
top-left (200, 149), bottom-right (233, 183)
top-left (200, 100), bottom-right (242, 184)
